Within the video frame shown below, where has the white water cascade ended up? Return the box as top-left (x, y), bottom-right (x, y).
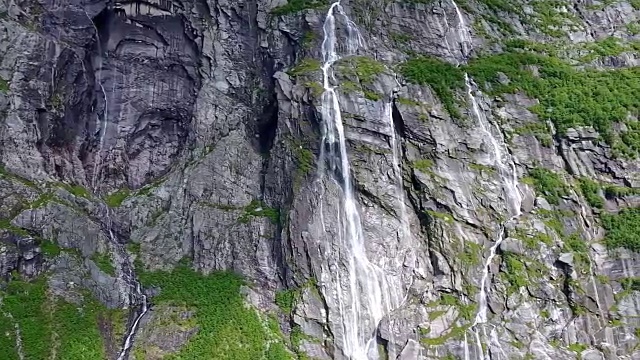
top-left (318, 2), bottom-right (397, 359)
top-left (102, 210), bottom-right (149, 360)
top-left (84, 10), bottom-right (109, 190)
top-left (384, 102), bottom-right (412, 248)
top-left (448, 1), bottom-right (523, 358)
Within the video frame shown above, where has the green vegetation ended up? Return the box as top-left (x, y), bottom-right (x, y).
top-left (459, 241), bottom-right (483, 266)
top-left (467, 51), bottom-right (640, 158)
top-left (139, 266), bottom-right (293, 360)
top-left (514, 227), bottom-right (553, 249)
top-left (400, 56), bottom-right (464, 117)
top-left (581, 37), bottom-right (627, 62)
top-left (425, 210), bottom-right (454, 224)
top-left (363, 90), bottom-right (381, 101)
top-left (271, 0), bottom-right (325, 15)
top-left (348, 56), bottom-right (386, 84)
top-left (513, 122), bottom-right (553, 147)
top-left (412, 159), bottom-right (434, 172)
top-left (439, 294), bottom-right (476, 321)
top-left (568, 343), bottom-right (587, 354)
top-left (39, 239), bottom-right (62, 257)
top-left (601, 207), bottom-right (640, 252)
top-left (275, 289), bottom-right (298, 314)
top-left (0, 278), bottom-right (124, 359)
top-left (578, 178), bottom-right (604, 208)
top-left (524, 167), bottom-right (569, 205)
top-left (604, 185), bottom-right (640, 199)
top-left (0, 77), bottom-right (8, 92)
top-left (502, 252), bottom-right (527, 292)
top-left (105, 188), bottom-right (130, 207)
top-left (287, 59), bottom-right (321, 77)
top-left (59, 183), bottom-right (90, 199)
top-left (90, 252), bottom-right (116, 276)
top-left (238, 200), bottom-right (280, 224)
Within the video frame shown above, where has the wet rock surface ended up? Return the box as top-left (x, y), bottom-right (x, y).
top-left (0, 0), bottom-right (639, 358)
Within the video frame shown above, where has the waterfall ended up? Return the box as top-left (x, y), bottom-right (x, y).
top-left (117, 280), bottom-right (149, 360)
top-left (447, 1), bottom-right (523, 358)
top-left (318, 2), bottom-right (396, 358)
top-left (101, 208), bottom-right (149, 360)
top-left (385, 102), bottom-right (412, 246)
top-left (83, 9), bottom-right (108, 190)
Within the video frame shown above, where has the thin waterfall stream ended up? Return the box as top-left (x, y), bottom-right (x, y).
top-left (84, 16), bottom-right (149, 357)
top-left (448, 1), bottom-right (524, 358)
top-left (318, 2), bottom-right (399, 358)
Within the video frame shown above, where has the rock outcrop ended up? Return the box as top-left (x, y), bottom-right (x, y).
top-left (0, 0), bottom-right (639, 359)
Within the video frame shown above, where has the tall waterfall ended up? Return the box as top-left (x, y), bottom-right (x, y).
top-left (318, 2), bottom-right (396, 359)
top-left (448, 1), bottom-right (523, 358)
top-left (385, 102), bottom-right (412, 246)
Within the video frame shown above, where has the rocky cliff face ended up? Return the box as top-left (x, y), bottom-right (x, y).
top-left (0, 0), bottom-right (639, 359)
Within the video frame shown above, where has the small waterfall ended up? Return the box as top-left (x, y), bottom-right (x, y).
top-left (385, 102), bottom-right (412, 246)
top-left (102, 209), bottom-right (149, 360)
top-left (83, 9), bottom-right (108, 190)
top-left (117, 280), bottom-right (149, 360)
top-left (318, 2), bottom-right (396, 359)
top-left (447, 1), bottom-right (523, 358)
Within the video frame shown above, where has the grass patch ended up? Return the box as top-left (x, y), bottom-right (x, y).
top-left (238, 200), bottom-right (280, 225)
top-left (139, 266), bottom-right (293, 360)
top-left (105, 188), bottom-right (131, 208)
top-left (275, 289), bottom-right (299, 314)
top-left (400, 56), bottom-right (464, 117)
top-left (602, 207), bottom-right (640, 252)
top-left (466, 51), bottom-right (640, 158)
top-left (271, 0), bottom-right (325, 15)
top-left (288, 59), bottom-right (321, 77)
top-left (578, 178), bottom-right (603, 208)
top-left (59, 183), bottom-right (91, 199)
top-left (604, 185), bottom-right (640, 199)
top-left (524, 167), bottom-right (569, 205)
top-left (349, 56), bottom-right (386, 84)
top-left (0, 278), bottom-right (120, 359)
top-left (412, 159), bottom-right (434, 172)
top-left (90, 252), bottom-right (116, 276)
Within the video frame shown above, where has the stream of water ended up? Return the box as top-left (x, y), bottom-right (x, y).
top-left (448, 1), bottom-right (523, 358)
top-left (318, 2), bottom-right (398, 358)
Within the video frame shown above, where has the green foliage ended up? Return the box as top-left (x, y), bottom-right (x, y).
top-left (238, 200), bottom-right (280, 224)
top-left (568, 343), bottom-right (587, 353)
top-left (91, 252), bottom-right (116, 276)
top-left (620, 277), bottom-right (640, 291)
top-left (39, 239), bottom-right (62, 257)
top-left (105, 188), bottom-right (131, 208)
top-left (631, 0), bottom-right (640, 10)
top-left (525, 167), bottom-right (568, 205)
top-left (288, 59), bottom-right (321, 77)
top-left (349, 56), bottom-right (385, 84)
top-left (467, 52), bottom-right (640, 158)
top-left (604, 185), bottom-right (640, 199)
top-left (581, 37), bottom-right (627, 62)
top-left (578, 178), bottom-right (604, 208)
top-left (502, 252), bottom-right (527, 292)
top-left (0, 77), bottom-right (9, 92)
top-left (513, 122), bottom-right (553, 147)
top-left (601, 207), bottom-right (640, 252)
top-left (275, 289), bottom-right (298, 314)
top-left (0, 278), bottom-right (118, 359)
top-left (412, 159), bottom-right (434, 172)
top-left (139, 266), bottom-right (293, 360)
top-left (363, 90), bottom-right (381, 101)
top-left (400, 56), bottom-right (464, 117)
top-left (271, 0), bottom-right (325, 15)
top-left (59, 183), bottom-right (90, 199)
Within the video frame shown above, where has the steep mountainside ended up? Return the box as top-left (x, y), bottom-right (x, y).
top-left (0, 0), bottom-right (639, 359)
